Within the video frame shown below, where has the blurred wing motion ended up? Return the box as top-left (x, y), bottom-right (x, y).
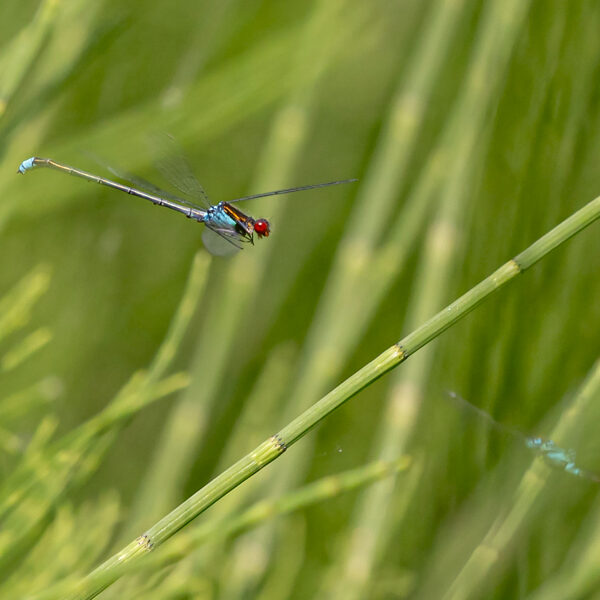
top-left (151, 133), bottom-right (212, 207)
top-left (84, 151), bottom-right (195, 207)
top-left (447, 391), bottom-right (600, 483)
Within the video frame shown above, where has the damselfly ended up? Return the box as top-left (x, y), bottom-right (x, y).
top-left (17, 156), bottom-right (356, 256)
top-left (447, 391), bottom-right (600, 483)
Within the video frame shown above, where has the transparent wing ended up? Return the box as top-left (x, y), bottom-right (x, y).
top-left (226, 179), bottom-right (358, 204)
top-left (151, 133), bottom-right (212, 207)
top-left (84, 151), bottom-right (205, 210)
top-left (202, 225), bottom-right (243, 257)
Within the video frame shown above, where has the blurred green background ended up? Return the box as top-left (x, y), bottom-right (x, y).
top-left (1, 0), bottom-right (600, 598)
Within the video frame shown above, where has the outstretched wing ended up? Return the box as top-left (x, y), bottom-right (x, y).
top-left (151, 133), bottom-right (212, 208)
top-left (84, 151), bottom-right (208, 213)
top-left (226, 179), bottom-right (358, 204)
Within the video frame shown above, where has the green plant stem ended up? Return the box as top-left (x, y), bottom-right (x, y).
top-left (162, 457), bottom-right (413, 561)
top-left (62, 194), bottom-right (600, 600)
top-left (36, 457), bottom-right (412, 599)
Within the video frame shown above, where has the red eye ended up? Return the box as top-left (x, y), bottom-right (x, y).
top-left (254, 219), bottom-right (270, 237)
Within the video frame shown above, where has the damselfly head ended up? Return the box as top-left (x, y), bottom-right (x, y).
top-left (254, 219), bottom-right (270, 238)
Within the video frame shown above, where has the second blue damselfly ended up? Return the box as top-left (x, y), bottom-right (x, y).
top-left (448, 391), bottom-right (600, 483)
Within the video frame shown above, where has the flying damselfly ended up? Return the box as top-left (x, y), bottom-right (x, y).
top-left (18, 155), bottom-right (356, 256)
top-left (447, 391), bottom-right (599, 483)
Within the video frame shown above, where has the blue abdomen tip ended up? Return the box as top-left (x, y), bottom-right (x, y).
top-left (18, 157), bottom-right (36, 174)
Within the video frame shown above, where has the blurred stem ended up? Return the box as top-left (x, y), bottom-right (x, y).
top-left (41, 456), bottom-right (411, 600)
top-left (145, 252), bottom-right (210, 385)
top-left (0, 264), bottom-right (51, 343)
top-left (279, 0), bottom-right (464, 425)
top-left (327, 0), bottom-right (533, 595)
top-left (0, 253), bottom-right (207, 574)
top-left (0, 0), bottom-right (58, 119)
top-left (64, 194), bottom-right (600, 600)
top-left (1, 327), bottom-right (52, 372)
top-left (169, 457), bottom-right (411, 569)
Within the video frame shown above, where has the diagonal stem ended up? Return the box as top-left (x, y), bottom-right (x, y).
top-left (65, 194), bottom-right (600, 600)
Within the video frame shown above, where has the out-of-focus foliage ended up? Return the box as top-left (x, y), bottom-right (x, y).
top-left (0, 1), bottom-right (599, 598)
